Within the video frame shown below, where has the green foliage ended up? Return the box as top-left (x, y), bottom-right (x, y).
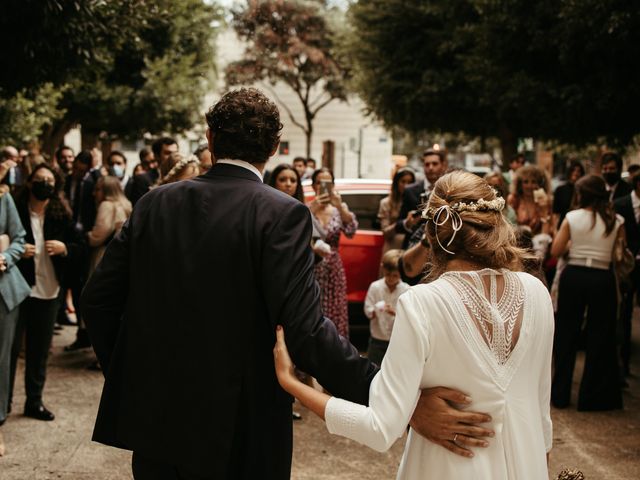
top-left (0, 0), bottom-right (222, 145)
top-left (0, 1), bottom-right (150, 94)
top-left (60, 0), bottom-right (222, 139)
top-left (0, 84), bottom-right (67, 146)
top-left (226, 0), bottom-right (349, 157)
top-left (347, 0), bottom-right (640, 149)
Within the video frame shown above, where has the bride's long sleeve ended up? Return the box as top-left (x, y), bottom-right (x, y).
top-left (325, 289), bottom-right (430, 452)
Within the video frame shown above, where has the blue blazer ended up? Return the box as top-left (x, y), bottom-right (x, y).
top-left (0, 193), bottom-right (30, 311)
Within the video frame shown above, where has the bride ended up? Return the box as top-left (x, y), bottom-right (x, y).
top-left (274, 170), bottom-right (554, 479)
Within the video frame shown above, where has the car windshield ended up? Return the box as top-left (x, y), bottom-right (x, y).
top-left (341, 193), bottom-right (387, 230)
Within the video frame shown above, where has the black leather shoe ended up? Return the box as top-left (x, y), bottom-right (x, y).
top-left (64, 338), bottom-right (91, 351)
top-left (24, 404), bottom-right (55, 421)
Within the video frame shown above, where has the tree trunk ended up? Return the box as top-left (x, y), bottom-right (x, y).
top-left (305, 124), bottom-right (313, 161)
top-left (81, 130), bottom-right (100, 151)
top-left (498, 125), bottom-right (518, 171)
top-left (40, 119), bottom-right (74, 158)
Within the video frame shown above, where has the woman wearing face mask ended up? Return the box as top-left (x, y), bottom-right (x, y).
top-left (8, 164), bottom-right (83, 421)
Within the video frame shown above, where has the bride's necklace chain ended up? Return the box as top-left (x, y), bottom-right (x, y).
top-left (443, 270), bottom-right (524, 365)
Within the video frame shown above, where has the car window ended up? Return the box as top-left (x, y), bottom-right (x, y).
top-left (341, 193), bottom-right (387, 231)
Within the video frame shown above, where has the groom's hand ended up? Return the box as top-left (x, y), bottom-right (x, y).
top-left (409, 387), bottom-right (494, 458)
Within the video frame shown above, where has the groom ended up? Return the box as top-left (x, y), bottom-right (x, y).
top-left (82, 88), bottom-right (492, 479)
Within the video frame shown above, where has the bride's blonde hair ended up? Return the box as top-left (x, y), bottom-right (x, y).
top-left (424, 170), bottom-right (531, 280)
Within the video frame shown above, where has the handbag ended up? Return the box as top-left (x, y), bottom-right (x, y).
top-left (612, 229), bottom-right (635, 293)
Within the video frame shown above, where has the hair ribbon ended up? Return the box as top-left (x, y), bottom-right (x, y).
top-left (432, 205), bottom-right (463, 255)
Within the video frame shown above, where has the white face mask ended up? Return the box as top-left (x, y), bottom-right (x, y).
top-left (112, 164), bottom-right (124, 179)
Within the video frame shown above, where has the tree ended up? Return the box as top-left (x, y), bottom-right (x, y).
top-left (0, 84), bottom-right (66, 147)
top-left (226, 0), bottom-right (349, 159)
top-left (0, 0), bottom-right (222, 154)
top-left (347, 0), bottom-right (640, 161)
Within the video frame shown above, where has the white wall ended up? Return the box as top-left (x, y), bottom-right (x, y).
top-left (213, 29), bottom-right (393, 179)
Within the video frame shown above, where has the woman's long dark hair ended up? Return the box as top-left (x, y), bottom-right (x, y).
top-left (17, 163), bottom-right (72, 220)
top-left (575, 174), bottom-right (616, 235)
top-left (268, 163), bottom-right (304, 202)
top-left (390, 168), bottom-right (415, 205)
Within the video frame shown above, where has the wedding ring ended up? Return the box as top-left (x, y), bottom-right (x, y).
top-left (453, 433), bottom-right (459, 445)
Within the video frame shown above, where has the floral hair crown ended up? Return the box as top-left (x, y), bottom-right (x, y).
top-left (422, 196), bottom-right (505, 255)
top-left (422, 196), bottom-right (505, 221)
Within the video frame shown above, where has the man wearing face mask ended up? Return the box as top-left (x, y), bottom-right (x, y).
top-left (107, 151), bottom-right (134, 201)
top-left (602, 151), bottom-right (632, 201)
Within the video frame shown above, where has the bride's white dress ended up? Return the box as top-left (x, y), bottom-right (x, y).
top-left (325, 269), bottom-right (554, 479)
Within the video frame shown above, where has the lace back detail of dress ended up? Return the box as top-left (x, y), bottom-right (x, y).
top-left (443, 269), bottom-right (525, 365)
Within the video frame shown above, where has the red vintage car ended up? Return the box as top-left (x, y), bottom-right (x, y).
top-left (304, 179), bottom-right (392, 350)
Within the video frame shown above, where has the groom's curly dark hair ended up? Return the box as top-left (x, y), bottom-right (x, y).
top-left (205, 88), bottom-right (283, 164)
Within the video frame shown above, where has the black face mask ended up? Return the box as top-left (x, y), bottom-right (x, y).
top-left (31, 181), bottom-right (55, 201)
top-left (603, 172), bottom-right (621, 186)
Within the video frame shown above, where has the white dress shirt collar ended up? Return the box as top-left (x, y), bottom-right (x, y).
top-left (216, 159), bottom-right (263, 182)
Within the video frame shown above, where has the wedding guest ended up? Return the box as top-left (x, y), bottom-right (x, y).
top-left (292, 157), bottom-right (308, 180)
top-left (502, 153), bottom-right (525, 187)
top-left (157, 153), bottom-right (200, 186)
top-left (87, 176), bottom-right (132, 276)
top-left (275, 170), bottom-right (552, 479)
top-left (364, 249), bottom-right (409, 366)
top-left (130, 137), bottom-right (177, 205)
top-left (132, 163), bottom-right (145, 176)
top-left (627, 164), bottom-right (640, 180)
top-left (614, 172), bottom-right (640, 377)
top-left (378, 168), bottom-right (415, 253)
top-left (552, 161), bottom-right (585, 229)
top-left (62, 151), bottom-right (93, 351)
top-left (0, 146), bottom-right (29, 195)
top-left (55, 145), bottom-right (75, 179)
top-left (308, 168), bottom-right (358, 338)
top-left (305, 158), bottom-right (316, 179)
top-left (396, 149), bottom-right (448, 247)
top-left (193, 144), bottom-right (212, 174)
top-left (508, 164), bottom-right (552, 235)
top-left (0, 189), bottom-right (30, 456)
top-left (601, 151), bottom-right (631, 201)
top-left (106, 150), bottom-right (134, 200)
top-left (268, 164), bottom-right (329, 263)
top-left (9, 164), bottom-right (82, 421)
top-left (268, 163), bottom-right (304, 202)
top-left (551, 174), bottom-right (623, 410)
top-left (483, 171), bottom-right (517, 224)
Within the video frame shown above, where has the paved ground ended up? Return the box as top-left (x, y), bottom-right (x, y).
top-left (2, 315), bottom-right (639, 479)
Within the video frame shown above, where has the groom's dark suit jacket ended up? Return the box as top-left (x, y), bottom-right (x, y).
top-left (81, 163), bottom-right (378, 479)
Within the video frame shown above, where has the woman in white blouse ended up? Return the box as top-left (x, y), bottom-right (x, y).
top-left (88, 175), bottom-right (132, 276)
top-left (550, 174), bottom-right (624, 411)
top-left (274, 170), bottom-right (554, 479)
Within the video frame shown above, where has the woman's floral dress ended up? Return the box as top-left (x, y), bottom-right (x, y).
top-left (313, 208), bottom-right (358, 338)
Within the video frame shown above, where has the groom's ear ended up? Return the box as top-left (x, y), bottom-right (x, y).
top-left (206, 128), bottom-right (215, 161)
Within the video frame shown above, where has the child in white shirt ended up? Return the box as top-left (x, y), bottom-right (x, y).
top-left (364, 249), bottom-right (410, 366)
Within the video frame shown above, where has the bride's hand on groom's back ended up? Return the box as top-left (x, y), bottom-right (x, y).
top-left (410, 387), bottom-right (494, 458)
